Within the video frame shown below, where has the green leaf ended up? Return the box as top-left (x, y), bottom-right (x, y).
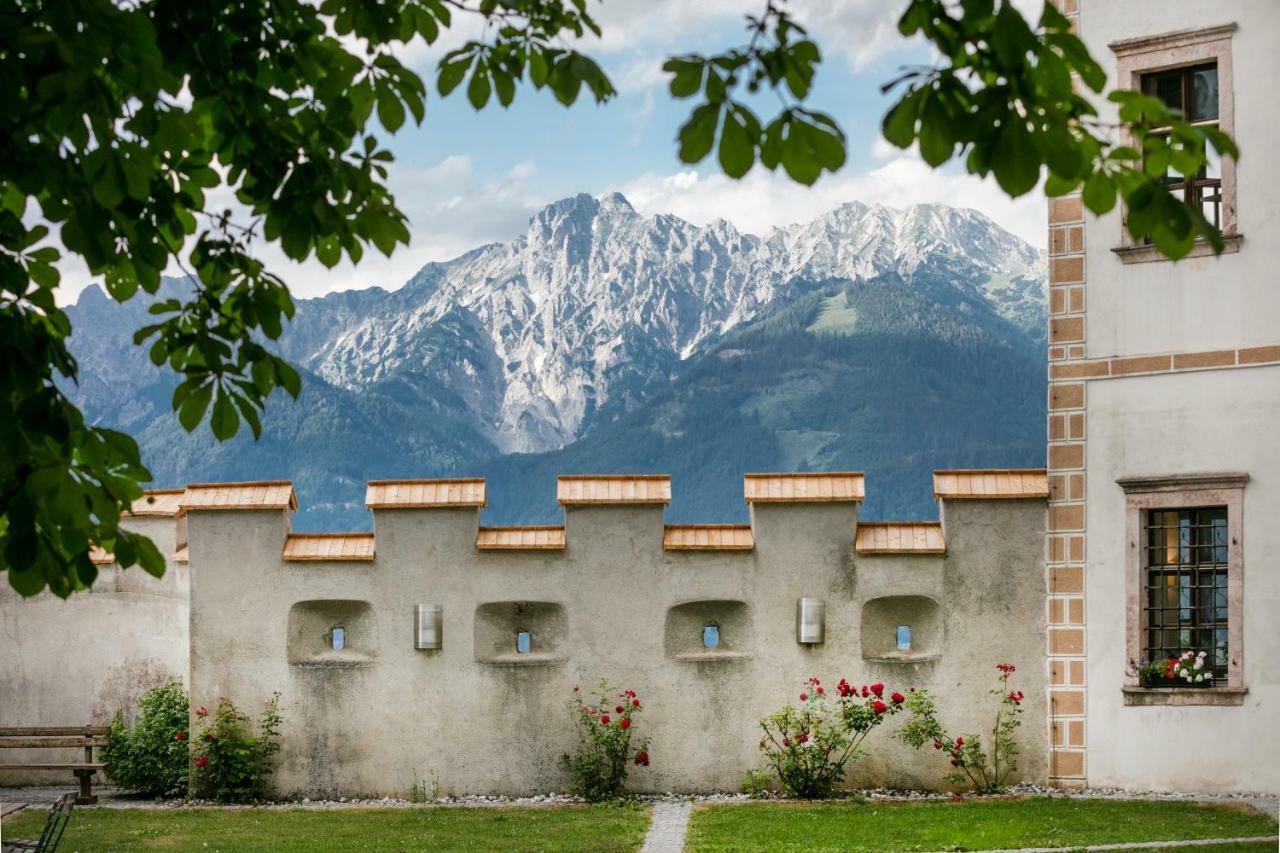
top-left (718, 111), bottom-right (755, 178)
top-left (991, 120), bottom-right (1041, 197)
top-left (467, 66), bottom-right (492, 110)
top-left (882, 89), bottom-right (923, 149)
top-left (664, 58), bottom-right (703, 98)
top-left (210, 392), bottom-right (240, 441)
top-left (377, 89), bottom-right (406, 132)
top-left (678, 104), bottom-right (720, 164)
top-left (177, 383), bottom-right (212, 432)
top-left (1082, 170), bottom-right (1116, 215)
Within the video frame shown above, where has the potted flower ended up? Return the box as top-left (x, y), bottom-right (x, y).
top-left (1131, 651), bottom-right (1215, 688)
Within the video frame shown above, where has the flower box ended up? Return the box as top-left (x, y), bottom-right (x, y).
top-left (1138, 674), bottom-right (1215, 689)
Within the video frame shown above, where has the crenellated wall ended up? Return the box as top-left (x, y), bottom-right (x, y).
top-left (183, 471), bottom-right (1049, 797)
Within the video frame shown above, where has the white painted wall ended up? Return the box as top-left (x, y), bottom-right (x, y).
top-left (1086, 368), bottom-right (1280, 793)
top-left (1082, 1), bottom-right (1280, 358)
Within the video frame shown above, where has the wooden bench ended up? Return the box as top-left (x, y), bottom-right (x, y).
top-left (0, 727), bottom-right (109, 805)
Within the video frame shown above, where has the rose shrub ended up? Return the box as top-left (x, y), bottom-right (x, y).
top-left (102, 678), bottom-right (190, 797)
top-left (190, 694), bottom-right (282, 803)
top-left (562, 680), bottom-right (651, 802)
top-left (756, 677), bottom-right (909, 799)
top-left (898, 663), bottom-right (1025, 792)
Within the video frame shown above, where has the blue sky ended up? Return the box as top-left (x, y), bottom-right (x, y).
top-left (61, 1), bottom-right (1048, 301)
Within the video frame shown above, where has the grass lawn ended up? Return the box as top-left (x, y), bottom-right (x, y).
top-left (685, 797), bottom-right (1278, 852)
top-left (0, 803), bottom-right (650, 852)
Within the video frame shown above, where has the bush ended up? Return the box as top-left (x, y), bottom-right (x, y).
top-left (898, 663), bottom-right (1025, 792)
top-left (101, 678), bottom-right (190, 798)
top-left (756, 677), bottom-right (911, 799)
top-left (190, 694), bottom-right (282, 803)
top-left (562, 680), bottom-right (651, 802)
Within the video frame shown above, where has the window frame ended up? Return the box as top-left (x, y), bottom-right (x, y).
top-left (1118, 472), bottom-right (1247, 704)
top-left (1109, 24), bottom-right (1239, 263)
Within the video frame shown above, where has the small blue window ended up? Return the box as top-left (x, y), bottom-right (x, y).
top-left (331, 626), bottom-right (346, 651)
top-left (702, 625), bottom-right (720, 650)
top-left (515, 631), bottom-right (531, 654)
top-left (896, 625), bottom-right (912, 652)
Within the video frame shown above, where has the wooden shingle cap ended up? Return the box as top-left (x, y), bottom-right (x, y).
top-left (365, 479), bottom-right (486, 509)
top-left (476, 526), bottom-right (566, 551)
top-left (127, 489), bottom-right (186, 517)
top-left (664, 524), bottom-right (754, 551)
top-left (856, 522), bottom-right (945, 554)
top-left (283, 533), bottom-right (375, 561)
top-left (172, 546), bottom-right (189, 564)
top-left (181, 481), bottom-right (298, 511)
top-left (557, 475), bottom-right (671, 506)
top-left (88, 544), bottom-right (114, 565)
top-left (933, 469), bottom-right (1048, 500)
top-left (743, 472), bottom-right (865, 504)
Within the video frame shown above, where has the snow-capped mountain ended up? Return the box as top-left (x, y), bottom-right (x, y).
top-left (271, 193), bottom-right (1045, 454)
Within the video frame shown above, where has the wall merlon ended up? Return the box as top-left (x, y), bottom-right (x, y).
top-left (556, 474), bottom-right (671, 506)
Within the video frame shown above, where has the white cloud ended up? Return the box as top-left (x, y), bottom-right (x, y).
top-left (620, 152), bottom-right (1047, 248)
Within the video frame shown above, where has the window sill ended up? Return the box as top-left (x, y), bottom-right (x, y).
top-left (1122, 685), bottom-right (1247, 706)
top-left (1112, 234), bottom-right (1242, 265)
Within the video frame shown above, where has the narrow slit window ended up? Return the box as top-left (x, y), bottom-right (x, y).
top-left (330, 625), bottom-right (346, 651)
top-left (702, 625), bottom-right (720, 650)
top-left (896, 625), bottom-right (912, 652)
top-left (515, 631), bottom-right (531, 655)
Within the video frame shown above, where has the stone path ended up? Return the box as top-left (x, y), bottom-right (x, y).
top-left (980, 836), bottom-right (1279, 852)
top-left (640, 800), bottom-right (692, 853)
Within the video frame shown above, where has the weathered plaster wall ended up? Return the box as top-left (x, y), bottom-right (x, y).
top-left (0, 516), bottom-right (189, 784)
top-left (1087, 370), bottom-right (1280, 793)
top-left (187, 492), bottom-right (1046, 798)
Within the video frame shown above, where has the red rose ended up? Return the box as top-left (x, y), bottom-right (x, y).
top-left (632, 699), bottom-right (640, 708)
top-left (620, 718), bottom-right (631, 729)
top-left (934, 741), bottom-right (942, 750)
top-left (955, 736), bottom-right (964, 747)
top-left (782, 738), bottom-right (790, 747)
top-left (950, 794), bottom-right (964, 802)
top-left (195, 707), bottom-right (208, 717)
top-left (816, 686), bottom-right (824, 695)
top-left (616, 705), bottom-right (624, 713)
top-left (203, 732), bottom-right (215, 742)
top-left (634, 751), bottom-right (649, 766)
top-left (195, 756), bottom-right (208, 768)
top-left (870, 683), bottom-right (884, 698)
top-left (861, 685), bottom-right (869, 698)
top-left (601, 715), bottom-right (611, 725)
top-left (997, 663), bottom-right (1016, 675)
top-left (872, 700), bottom-right (887, 715)
top-left (799, 693), bottom-right (808, 702)
top-left (890, 692), bottom-right (905, 704)
top-left (175, 731), bottom-right (187, 741)
top-left (951, 758), bottom-right (960, 766)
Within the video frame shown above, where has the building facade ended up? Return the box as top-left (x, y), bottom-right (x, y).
top-left (1046, 0), bottom-right (1280, 792)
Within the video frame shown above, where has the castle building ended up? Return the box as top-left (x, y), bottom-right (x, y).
top-left (1045, 0), bottom-right (1280, 791)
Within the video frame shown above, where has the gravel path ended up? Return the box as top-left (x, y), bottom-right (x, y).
top-left (641, 800), bottom-right (692, 853)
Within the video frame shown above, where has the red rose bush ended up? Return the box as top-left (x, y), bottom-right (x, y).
top-left (562, 680), bottom-right (651, 801)
top-left (755, 677), bottom-right (909, 799)
top-left (897, 663), bottom-right (1025, 792)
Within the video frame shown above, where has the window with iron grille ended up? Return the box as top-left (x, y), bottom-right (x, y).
top-left (1144, 507), bottom-right (1229, 676)
top-left (1141, 63), bottom-right (1222, 228)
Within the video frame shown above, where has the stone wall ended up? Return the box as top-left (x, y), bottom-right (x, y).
top-left (185, 473), bottom-right (1047, 798)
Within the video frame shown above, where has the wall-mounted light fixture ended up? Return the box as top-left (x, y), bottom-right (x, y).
top-left (796, 598), bottom-right (825, 644)
top-left (414, 605), bottom-right (443, 650)
top-left (896, 624), bottom-right (912, 652)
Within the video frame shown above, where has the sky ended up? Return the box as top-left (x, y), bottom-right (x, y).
top-left (61, 0), bottom-right (1049, 302)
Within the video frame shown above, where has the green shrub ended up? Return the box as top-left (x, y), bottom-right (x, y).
top-left (190, 694), bottom-right (282, 803)
top-left (101, 678), bottom-right (190, 798)
top-left (562, 680), bottom-right (651, 802)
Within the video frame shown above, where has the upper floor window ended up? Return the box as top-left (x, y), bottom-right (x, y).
top-left (1141, 64), bottom-right (1222, 229)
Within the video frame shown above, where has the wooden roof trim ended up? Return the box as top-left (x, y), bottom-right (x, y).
top-left (476, 526), bottom-right (567, 551)
top-left (127, 489), bottom-right (187, 518)
top-left (855, 521), bottom-right (946, 554)
top-left (172, 546), bottom-right (189, 564)
top-left (282, 532), bottom-right (376, 562)
top-left (180, 481), bottom-right (298, 511)
top-left (365, 478), bottom-right (487, 509)
top-left (557, 475), bottom-right (671, 506)
top-left (663, 524), bottom-right (754, 551)
top-left (932, 469), bottom-right (1048, 500)
top-left (743, 472), bottom-right (865, 503)
top-left (88, 544), bottom-right (114, 565)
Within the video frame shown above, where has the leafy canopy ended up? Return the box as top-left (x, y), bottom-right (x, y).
top-left (0, 0), bottom-right (1236, 596)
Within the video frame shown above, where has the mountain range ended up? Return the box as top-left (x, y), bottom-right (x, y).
top-left (64, 194), bottom-right (1048, 529)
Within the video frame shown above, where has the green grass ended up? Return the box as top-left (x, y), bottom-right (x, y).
top-left (685, 797), bottom-right (1278, 852)
top-left (0, 804), bottom-right (650, 852)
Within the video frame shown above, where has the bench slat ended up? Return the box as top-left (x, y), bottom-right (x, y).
top-left (0, 738), bottom-right (108, 748)
top-left (0, 727), bottom-right (110, 737)
top-left (0, 763), bottom-right (103, 770)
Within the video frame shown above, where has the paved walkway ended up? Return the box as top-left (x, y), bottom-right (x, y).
top-left (641, 800), bottom-right (692, 853)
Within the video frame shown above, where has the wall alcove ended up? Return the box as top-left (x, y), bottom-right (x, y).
top-left (287, 600), bottom-right (379, 667)
top-left (860, 595), bottom-right (942, 663)
top-left (664, 600), bottom-right (752, 662)
top-left (474, 601), bottom-right (567, 666)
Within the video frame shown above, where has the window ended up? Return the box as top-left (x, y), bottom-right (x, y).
top-left (1141, 64), bottom-right (1222, 229)
top-left (515, 631), bottom-right (531, 655)
top-left (702, 625), bottom-right (720, 650)
top-left (1109, 23), bottom-right (1238, 262)
top-left (329, 625), bottom-right (346, 651)
top-left (1143, 507), bottom-right (1228, 675)
top-left (1119, 472), bottom-right (1246, 705)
